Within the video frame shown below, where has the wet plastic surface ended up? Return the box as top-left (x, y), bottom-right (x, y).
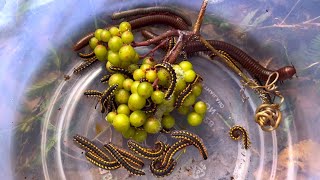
top-left (1, 0), bottom-right (320, 179)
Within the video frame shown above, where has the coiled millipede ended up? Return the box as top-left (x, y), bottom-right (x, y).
top-left (229, 125), bottom-right (251, 149)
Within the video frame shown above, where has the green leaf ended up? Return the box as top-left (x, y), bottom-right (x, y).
top-left (26, 72), bottom-right (60, 98)
top-left (240, 9), bottom-right (259, 26)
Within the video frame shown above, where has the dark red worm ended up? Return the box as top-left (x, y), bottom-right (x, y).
top-left (140, 30), bottom-right (296, 81)
top-left (73, 14), bottom-right (189, 51)
top-left (111, 6), bottom-right (192, 26)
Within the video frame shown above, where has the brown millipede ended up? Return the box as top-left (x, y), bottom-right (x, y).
top-left (73, 56), bottom-right (98, 74)
top-left (229, 125), bottom-right (251, 149)
top-left (78, 51), bottom-right (95, 58)
top-left (127, 140), bottom-right (167, 160)
top-left (150, 159), bottom-right (177, 177)
top-left (111, 6), bottom-right (192, 26)
top-left (85, 151), bottom-right (121, 170)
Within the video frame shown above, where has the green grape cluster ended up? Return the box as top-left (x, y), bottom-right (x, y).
top-left (89, 22), bottom-right (207, 142)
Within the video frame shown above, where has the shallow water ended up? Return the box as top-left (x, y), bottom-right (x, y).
top-left (1, 0), bottom-right (320, 179)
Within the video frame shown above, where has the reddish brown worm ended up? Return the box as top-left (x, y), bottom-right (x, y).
top-left (111, 6), bottom-right (192, 26)
top-left (73, 14), bottom-right (188, 51)
top-left (141, 30), bottom-right (296, 81)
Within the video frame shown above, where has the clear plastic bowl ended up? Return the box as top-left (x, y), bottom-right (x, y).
top-left (1, 0), bottom-right (320, 179)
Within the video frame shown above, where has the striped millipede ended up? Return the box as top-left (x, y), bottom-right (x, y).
top-left (160, 139), bottom-right (192, 169)
top-left (100, 84), bottom-right (118, 113)
top-left (73, 14), bottom-right (188, 51)
top-left (78, 51), bottom-right (95, 58)
top-left (127, 140), bottom-right (167, 160)
top-left (111, 6), bottom-right (192, 26)
top-left (170, 130), bottom-right (208, 160)
top-left (229, 125), bottom-right (251, 149)
top-left (104, 143), bottom-right (145, 176)
top-left (150, 159), bottom-right (177, 177)
top-left (100, 74), bottom-right (112, 83)
top-left (154, 62), bottom-right (177, 100)
top-left (109, 66), bottom-right (133, 79)
top-left (175, 74), bottom-right (202, 108)
top-left (85, 151), bottom-right (121, 170)
top-left (141, 30), bottom-right (296, 81)
top-left (73, 135), bottom-right (112, 161)
top-left (73, 56), bottom-right (98, 74)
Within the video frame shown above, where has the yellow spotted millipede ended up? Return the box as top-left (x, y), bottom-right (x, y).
top-left (127, 140), bottom-right (168, 160)
top-left (170, 130), bottom-right (208, 160)
top-left (229, 125), bottom-right (251, 149)
top-left (175, 74), bottom-right (202, 108)
top-left (154, 62), bottom-right (177, 100)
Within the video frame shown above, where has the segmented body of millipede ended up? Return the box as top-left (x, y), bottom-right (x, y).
top-left (127, 140), bottom-right (168, 160)
top-left (155, 62), bottom-right (177, 100)
top-left (73, 56), bottom-right (98, 74)
top-left (229, 125), bottom-right (251, 149)
top-left (175, 74), bottom-right (202, 108)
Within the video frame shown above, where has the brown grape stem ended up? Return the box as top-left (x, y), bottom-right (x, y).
top-left (193, 0), bottom-right (209, 34)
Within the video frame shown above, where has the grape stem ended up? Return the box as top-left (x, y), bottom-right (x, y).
top-left (139, 38), bottom-right (169, 59)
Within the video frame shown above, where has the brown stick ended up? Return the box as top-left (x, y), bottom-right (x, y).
top-left (193, 0), bottom-right (209, 34)
top-left (132, 30), bottom-right (179, 47)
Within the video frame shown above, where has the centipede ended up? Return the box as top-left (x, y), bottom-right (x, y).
top-left (127, 140), bottom-right (167, 160)
top-left (78, 51), bottom-right (95, 59)
top-left (170, 130), bottom-right (208, 160)
top-left (175, 74), bottom-right (202, 108)
top-left (104, 143), bottom-right (145, 176)
top-left (109, 66), bottom-right (133, 79)
top-left (73, 135), bottom-right (112, 161)
top-left (110, 143), bottom-right (145, 168)
top-left (150, 159), bottom-right (177, 177)
top-left (154, 62), bottom-right (177, 100)
top-left (85, 151), bottom-right (121, 170)
top-left (160, 139), bottom-right (192, 169)
top-left (73, 56), bottom-right (98, 74)
top-left (111, 6), bottom-right (192, 26)
top-left (100, 74), bottom-right (112, 83)
top-left (229, 125), bottom-right (251, 149)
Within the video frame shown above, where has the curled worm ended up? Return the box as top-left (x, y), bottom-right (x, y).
top-left (229, 125), bottom-right (251, 149)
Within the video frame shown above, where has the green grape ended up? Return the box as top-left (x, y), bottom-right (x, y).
top-left (133, 69), bottom-right (146, 81)
top-left (109, 73), bottom-right (125, 88)
top-left (121, 31), bottom-right (134, 44)
top-left (143, 117), bottom-right (161, 134)
top-left (107, 51), bottom-right (121, 66)
top-left (151, 90), bottom-right (164, 104)
top-left (142, 57), bottom-right (155, 66)
top-left (178, 106), bottom-right (190, 115)
top-left (161, 115), bottom-right (175, 129)
top-left (106, 111), bottom-right (117, 124)
top-left (122, 126), bottom-right (135, 139)
top-left (115, 89), bottom-right (130, 104)
top-left (187, 112), bottom-right (203, 126)
top-left (157, 68), bottom-right (170, 86)
top-left (117, 104), bottom-right (131, 115)
top-left (120, 60), bottom-right (131, 68)
top-left (123, 79), bottom-right (134, 91)
top-left (128, 64), bottom-right (139, 72)
top-left (132, 53), bottom-right (140, 63)
top-left (100, 29), bottom-right (111, 42)
top-left (184, 69), bottom-right (196, 83)
top-left (194, 101), bottom-right (207, 114)
top-left (119, 45), bottom-right (135, 62)
top-left (129, 110), bottom-right (147, 127)
top-left (130, 81), bottom-right (140, 93)
top-left (192, 83), bottom-right (203, 97)
top-left (179, 61), bottom-right (193, 71)
top-left (94, 29), bottom-right (103, 41)
top-left (109, 26), bottom-right (120, 36)
top-left (106, 61), bottom-right (114, 72)
top-left (128, 93), bottom-right (146, 111)
top-left (112, 114), bottom-right (130, 132)
top-left (89, 37), bottom-right (99, 49)
top-left (119, 21), bottom-right (132, 32)
top-left (175, 79), bottom-right (187, 92)
top-left (133, 129), bottom-right (147, 142)
top-left (137, 82), bottom-right (153, 98)
top-left (94, 45), bottom-right (107, 61)
top-left (146, 70), bottom-right (157, 82)
top-left (182, 93), bottom-right (196, 107)
top-left (108, 36), bottom-right (123, 52)
top-left (140, 64), bottom-right (152, 71)
top-left (163, 95), bottom-right (175, 114)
